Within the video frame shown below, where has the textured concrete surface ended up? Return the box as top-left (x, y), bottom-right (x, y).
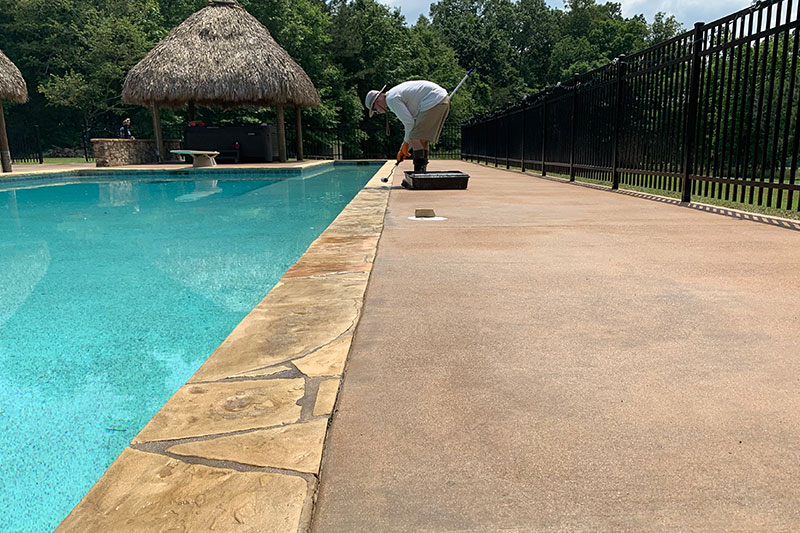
top-left (313, 161), bottom-right (800, 531)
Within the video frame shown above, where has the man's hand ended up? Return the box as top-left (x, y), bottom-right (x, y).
top-left (396, 142), bottom-right (411, 163)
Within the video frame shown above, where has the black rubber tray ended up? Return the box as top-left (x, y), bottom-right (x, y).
top-left (402, 171), bottom-right (470, 190)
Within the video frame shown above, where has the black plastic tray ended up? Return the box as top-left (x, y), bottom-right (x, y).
top-left (402, 171), bottom-right (470, 190)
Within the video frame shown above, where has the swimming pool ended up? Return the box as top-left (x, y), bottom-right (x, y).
top-left (0, 163), bottom-right (378, 532)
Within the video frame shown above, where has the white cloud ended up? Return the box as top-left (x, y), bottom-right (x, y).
top-left (381, 0), bottom-right (431, 22)
top-left (618, 0), bottom-right (751, 27)
top-left (379, 0), bottom-right (755, 27)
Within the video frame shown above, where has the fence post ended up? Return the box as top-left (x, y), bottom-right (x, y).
top-left (569, 78), bottom-right (578, 182)
top-left (506, 113), bottom-right (510, 169)
top-left (460, 124), bottom-right (464, 161)
top-left (611, 57), bottom-right (626, 190)
top-left (682, 22), bottom-right (705, 203)
top-left (82, 124), bottom-right (91, 163)
top-left (494, 118), bottom-right (499, 167)
top-left (541, 97), bottom-right (547, 176)
top-left (34, 125), bottom-right (43, 164)
top-left (521, 100), bottom-right (526, 173)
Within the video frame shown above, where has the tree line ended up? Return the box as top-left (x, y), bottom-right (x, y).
top-left (0, 0), bottom-right (683, 151)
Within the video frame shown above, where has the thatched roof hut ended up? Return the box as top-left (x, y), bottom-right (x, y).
top-left (0, 49), bottom-right (28, 172)
top-left (122, 0), bottom-right (320, 162)
top-left (0, 49), bottom-right (28, 104)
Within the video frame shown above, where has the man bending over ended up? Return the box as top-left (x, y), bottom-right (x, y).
top-left (365, 80), bottom-right (450, 173)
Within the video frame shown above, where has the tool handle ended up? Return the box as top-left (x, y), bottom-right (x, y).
top-left (449, 68), bottom-right (474, 98)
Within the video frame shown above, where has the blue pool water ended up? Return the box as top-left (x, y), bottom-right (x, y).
top-left (0, 164), bottom-right (377, 532)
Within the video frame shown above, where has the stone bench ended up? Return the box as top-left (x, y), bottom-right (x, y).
top-left (171, 150), bottom-right (220, 168)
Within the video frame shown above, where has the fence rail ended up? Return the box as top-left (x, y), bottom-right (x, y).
top-left (462, 0), bottom-right (800, 212)
top-left (286, 122), bottom-right (461, 161)
top-left (7, 125), bottom-right (43, 164)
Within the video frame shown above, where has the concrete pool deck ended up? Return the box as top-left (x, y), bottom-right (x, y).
top-left (27, 157), bottom-right (800, 530)
top-left (313, 161), bottom-right (800, 530)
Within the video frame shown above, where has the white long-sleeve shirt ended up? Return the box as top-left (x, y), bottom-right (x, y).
top-left (385, 80), bottom-right (448, 142)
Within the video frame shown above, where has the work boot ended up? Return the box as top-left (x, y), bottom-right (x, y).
top-left (412, 149), bottom-right (428, 173)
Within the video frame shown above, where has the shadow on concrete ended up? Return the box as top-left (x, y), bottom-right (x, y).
top-left (523, 170), bottom-right (800, 232)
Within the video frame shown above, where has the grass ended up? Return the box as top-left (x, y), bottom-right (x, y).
top-left (16, 157), bottom-right (90, 165)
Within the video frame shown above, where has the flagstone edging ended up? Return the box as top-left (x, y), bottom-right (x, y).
top-left (56, 160), bottom-right (395, 532)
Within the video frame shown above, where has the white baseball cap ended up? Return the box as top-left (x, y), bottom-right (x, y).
top-left (364, 85), bottom-right (387, 117)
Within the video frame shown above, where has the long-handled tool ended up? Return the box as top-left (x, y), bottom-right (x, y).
top-left (449, 68), bottom-right (474, 99)
top-left (380, 143), bottom-right (411, 183)
top-left (381, 69), bottom-right (475, 183)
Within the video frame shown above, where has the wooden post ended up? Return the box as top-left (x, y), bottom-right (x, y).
top-left (0, 101), bottom-right (12, 172)
top-left (276, 104), bottom-right (287, 162)
top-left (152, 101), bottom-right (165, 162)
top-left (295, 106), bottom-right (304, 161)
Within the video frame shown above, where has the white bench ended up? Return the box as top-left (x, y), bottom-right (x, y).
top-left (171, 149), bottom-right (220, 168)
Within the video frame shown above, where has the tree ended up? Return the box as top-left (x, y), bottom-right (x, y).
top-left (647, 12), bottom-right (683, 46)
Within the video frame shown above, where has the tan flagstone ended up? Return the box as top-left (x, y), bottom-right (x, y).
top-left (133, 379), bottom-right (304, 443)
top-left (232, 364), bottom-right (293, 379)
top-left (293, 335), bottom-right (352, 377)
top-left (264, 273), bottom-right (369, 305)
top-left (313, 379), bottom-right (340, 416)
top-left (283, 260), bottom-right (372, 278)
top-left (300, 235), bottom-right (380, 264)
top-left (57, 449), bottom-right (306, 533)
top-left (190, 299), bottom-right (359, 382)
top-left (321, 222), bottom-right (384, 238)
top-left (167, 419), bottom-right (328, 473)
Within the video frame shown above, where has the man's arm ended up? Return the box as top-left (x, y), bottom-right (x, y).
top-left (386, 95), bottom-right (415, 142)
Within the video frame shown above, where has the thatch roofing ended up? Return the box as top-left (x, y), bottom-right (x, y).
top-left (122, 0), bottom-right (320, 108)
top-left (0, 49), bottom-right (27, 103)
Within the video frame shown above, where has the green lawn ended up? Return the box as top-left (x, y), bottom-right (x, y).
top-left (16, 157), bottom-right (90, 165)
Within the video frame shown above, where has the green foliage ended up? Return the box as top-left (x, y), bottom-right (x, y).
top-left (0, 0), bottom-right (690, 150)
top-left (648, 12), bottom-right (684, 46)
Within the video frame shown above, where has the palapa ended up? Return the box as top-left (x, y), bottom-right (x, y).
top-left (122, 0), bottom-right (320, 162)
top-left (0, 48), bottom-right (28, 172)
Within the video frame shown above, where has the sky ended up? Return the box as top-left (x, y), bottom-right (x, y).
top-left (380, 0), bottom-right (752, 28)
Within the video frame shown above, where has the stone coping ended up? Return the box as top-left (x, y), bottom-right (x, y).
top-left (55, 160), bottom-right (395, 532)
top-left (0, 160), bottom-right (340, 190)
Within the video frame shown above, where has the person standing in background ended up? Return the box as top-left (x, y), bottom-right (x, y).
top-left (119, 118), bottom-right (135, 140)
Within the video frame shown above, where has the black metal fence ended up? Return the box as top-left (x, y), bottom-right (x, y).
top-left (8, 125), bottom-right (43, 164)
top-left (462, 0), bottom-right (800, 212)
top-left (286, 122), bottom-right (461, 161)
top-left (74, 120), bottom-right (459, 163)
